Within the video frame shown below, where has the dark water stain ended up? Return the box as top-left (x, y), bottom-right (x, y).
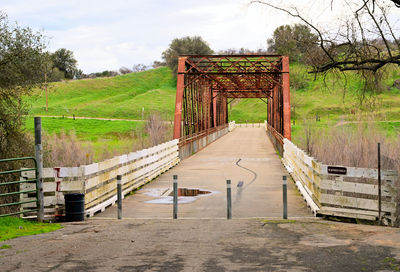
top-left (118, 255), bottom-right (184, 272)
top-left (202, 258), bottom-right (226, 272)
top-left (223, 223), bottom-right (400, 272)
top-left (45, 253), bottom-right (98, 272)
top-left (296, 245), bottom-right (400, 272)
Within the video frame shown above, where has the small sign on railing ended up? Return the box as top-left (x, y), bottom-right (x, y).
top-left (327, 166), bottom-right (347, 175)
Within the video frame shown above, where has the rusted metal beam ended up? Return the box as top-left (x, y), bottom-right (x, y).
top-left (273, 85), bottom-right (279, 133)
top-left (213, 90), bottom-right (217, 128)
top-left (282, 56), bottom-right (291, 140)
top-left (173, 57), bottom-right (187, 139)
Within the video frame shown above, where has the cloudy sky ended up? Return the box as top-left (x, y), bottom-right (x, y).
top-left (1, 0), bottom-right (399, 73)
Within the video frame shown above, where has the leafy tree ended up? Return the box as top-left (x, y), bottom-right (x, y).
top-left (162, 36), bottom-right (214, 74)
top-left (0, 11), bottom-right (48, 214)
top-left (267, 24), bottom-right (318, 63)
top-left (51, 48), bottom-right (78, 79)
top-left (152, 60), bottom-right (166, 68)
top-left (40, 52), bottom-right (63, 82)
top-left (75, 69), bottom-right (84, 79)
top-left (89, 70), bottom-right (118, 78)
top-left (0, 12), bottom-right (47, 159)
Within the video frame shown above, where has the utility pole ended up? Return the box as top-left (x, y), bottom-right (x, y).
top-left (45, 73), bottom-right (48, 112)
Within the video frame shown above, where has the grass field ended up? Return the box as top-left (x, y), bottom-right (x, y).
top-left (0, 217), bottom-right (62, 242)
top-left (25, 117), bottom-right (144, 142)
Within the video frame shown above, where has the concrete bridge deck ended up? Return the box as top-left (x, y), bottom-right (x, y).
top-left (97, 127), bottom-right (310, 219)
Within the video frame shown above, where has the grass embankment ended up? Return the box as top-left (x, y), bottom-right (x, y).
top-left (25, 117), bottom-right (144, 142)
top-left (0, 217), bottom-right (62, 243)
top-left (28, 66), bottom-right (176, 120)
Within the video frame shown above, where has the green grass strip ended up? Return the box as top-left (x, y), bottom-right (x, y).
top-left (0, 216), bottom-right (62, 241)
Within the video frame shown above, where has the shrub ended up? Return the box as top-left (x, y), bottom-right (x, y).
top-left (296, 120), bottom-right (400, 172)
top-left (43, 131), bottom-right (94, 167)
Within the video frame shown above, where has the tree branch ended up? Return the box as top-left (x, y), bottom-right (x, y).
top-left (250, 0), bottom-right (400, 75)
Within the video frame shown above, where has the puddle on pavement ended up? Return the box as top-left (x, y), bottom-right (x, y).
top-left (169, 188), bottom-right (212, 197)
top-left (144, 187), bottom-right (217, 204)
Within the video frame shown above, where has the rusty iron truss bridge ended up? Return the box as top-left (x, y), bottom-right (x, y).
top-left (173, 54), bottom-right (291, 149)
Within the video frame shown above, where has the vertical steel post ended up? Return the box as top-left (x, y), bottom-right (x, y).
top-left (273, 85), bottom-right (279, 131)
top-left (378, 143), bottom-right (381, 223)
top-left (213, 90), bottom-right (217, 128)
top-left (227, 180), bottom-right (232, 219)
top-left (173, 175), bottom-right (178, 219)
top-left (117, 175), bottom-right (122, 220)
top-left (225, 96), bottom-right (228, 124)
top-left (173, 57), bottom-right (187, 139)
top-left (283, 176), bottom-right (288, 219)
top-left (282, 56), bottom-right (291, 140)
top-left (34, 117), bottom-right (44, 222)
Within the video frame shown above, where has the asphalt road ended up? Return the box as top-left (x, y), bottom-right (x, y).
top-left (2, 218), bottom-right (400, 271)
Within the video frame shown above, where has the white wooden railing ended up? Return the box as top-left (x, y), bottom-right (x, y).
top-left (21, 139), bottom-right (179, 218)
top-left (282, 138), bottom-right (398, 225)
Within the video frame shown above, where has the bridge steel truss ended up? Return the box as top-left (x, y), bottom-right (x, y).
top-left (173, 55), bottom-right (291, 142)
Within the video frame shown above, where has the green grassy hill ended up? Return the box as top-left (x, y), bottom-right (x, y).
top-left (28, 67), bottom-right (176, 120)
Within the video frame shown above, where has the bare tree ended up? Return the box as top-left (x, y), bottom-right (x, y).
top-left (132, 64), bottom-right (147, 72)
top-left (217, 48), bottom-right (268, 55)
top-left (251, 1), bottom-right (399, 73)
top-left (251, 0), bottom-right (400, 102)
top-left (119, 66), bottom-right (132, 74)
top-left (145, 112), bottom-right (171, 146)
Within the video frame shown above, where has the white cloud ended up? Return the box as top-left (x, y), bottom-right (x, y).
top-left (1, 0), bottom-right (399, 73)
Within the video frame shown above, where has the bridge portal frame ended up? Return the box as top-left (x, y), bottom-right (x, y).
top-left (173, 55), bottom-right (291, 142)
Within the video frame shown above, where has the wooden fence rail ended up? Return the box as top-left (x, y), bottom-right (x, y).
top-left (282, 137), bottom-right (398, 225)
top-left (20, 139), bottom-right (180, 218)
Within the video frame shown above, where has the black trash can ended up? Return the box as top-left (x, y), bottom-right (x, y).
top-left (64, 193), bottom-right (85, 221)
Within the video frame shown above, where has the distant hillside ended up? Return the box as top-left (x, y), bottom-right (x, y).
top-left (27, 67), bottom-right (177, 120)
